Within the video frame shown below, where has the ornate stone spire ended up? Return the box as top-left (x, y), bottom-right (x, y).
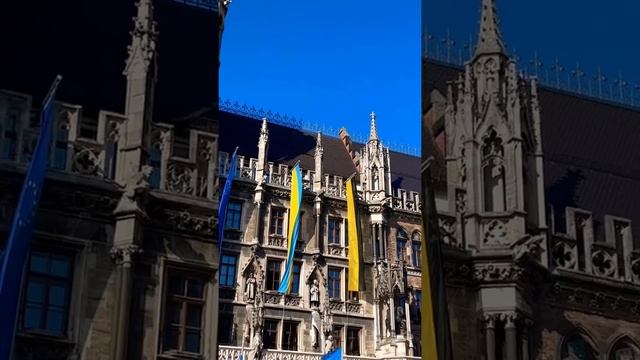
top-left (315, 132), bottom-right (323, 157)
top-left (124, 0), bottom-right (158, 75)
top-left (313, 132), bottom-right (323, 193)
top-left (474, 0), bottom-right (506, 58)
top-left (369, 111), bottom-right (379, 142)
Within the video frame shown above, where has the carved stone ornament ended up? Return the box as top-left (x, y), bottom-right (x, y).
top-left (483, 219), bottom-right (508, 247)
top-left (512, 234), bottom-right (545, 263)
top-left (167, 210), bottom-right (216, 235)
top-left (114, 165), bottom-right (153, 214)
top-left (473, 262), bottom-right (524, 282)
top-left (110, 244), bottom-right (142, 265)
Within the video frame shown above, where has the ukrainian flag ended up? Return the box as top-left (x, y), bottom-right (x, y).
top-left (346, 177), bottom-right (363, 292)
top-left (421, 125), bottom-right (453, 359)
top-left (278, 164), bottom-right (303, 294)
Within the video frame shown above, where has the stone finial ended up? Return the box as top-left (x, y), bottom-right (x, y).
top-left (124, 0), bottom-right (158, 75)
top-left (474, 0), bottom-right (506, 57)
top-left (315, 132), bottom-right (323, 156)
top-left (260, 118), bottom-right (268, 139)
top-left (369, 111), bottom-right (379, 141)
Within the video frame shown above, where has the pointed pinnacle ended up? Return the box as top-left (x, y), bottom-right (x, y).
top-left (474, 0), bottom-right (506, 57)
top-left (369, 111), bottom-right (379, 141)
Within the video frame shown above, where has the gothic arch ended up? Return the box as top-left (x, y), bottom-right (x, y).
top-left (606, 334), bottom-right (640, 360)
top-left (558, 329), bottom-right (599, 360)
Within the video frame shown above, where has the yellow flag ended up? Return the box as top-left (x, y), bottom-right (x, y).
top-left (346, 178), bottom-right (361, 292)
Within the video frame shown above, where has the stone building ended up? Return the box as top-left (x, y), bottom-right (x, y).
top-left (214, 108), bottom-right (423, 359)
top-left (423, 0), bottom-right (640, 359)
top-left (0, 0), bottom-right (222, 359)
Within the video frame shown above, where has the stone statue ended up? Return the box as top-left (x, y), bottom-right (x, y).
top-left (384, 305), bottom-right (392, 337)
top-left (245, 273), bottom-right (256, 301)
top-left (395, 304), bottom-right (405, 331)
top-left (310, 279), bottom-right (320, 308)
top-left (311, 309), bottom-right (321, 349)
top-left (324, 335), bottom-right (335, 353)
top-left (248, 329), bottom-right (263, 360)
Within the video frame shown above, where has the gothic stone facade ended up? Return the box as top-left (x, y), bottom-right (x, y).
top-left (215, 111), bottom-right (424, 359)
top-left (423, 0), bottom-right (640, 359)
top-left (0, 0), bottom-right (222, 359)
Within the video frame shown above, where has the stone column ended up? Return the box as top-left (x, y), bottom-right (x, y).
top-left (110, 245), bottom-right (141, 360)
top-left (483, 313), bottom-right (496, 360)
top-left (504, 312), bottom-right (518, 360)
top-left (373, 299), bottom-right (381, 348)
top-left (404, 299), bottom-right (413, 355)
top-left (389, 296), bottom-right (396, 337)
top-left (521, 319), bottom-right (532, 360)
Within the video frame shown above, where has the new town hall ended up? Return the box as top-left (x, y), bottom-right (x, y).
top-left (0, 0), bottom-right (639, 359)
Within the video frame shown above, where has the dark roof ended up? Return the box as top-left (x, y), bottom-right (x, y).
top-left (0, 0), bottom-right (218, 121)
top-left (218, 111), bottom-right (421, 193)
top-left (423, 59), bottom-right (640, 246)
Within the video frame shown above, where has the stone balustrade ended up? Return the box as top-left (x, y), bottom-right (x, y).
top-left (217, 346), bottom-right (419, 360)
top-left (549, 207), bottom-right (640, 285)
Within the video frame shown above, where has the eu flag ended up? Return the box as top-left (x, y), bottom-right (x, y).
top-left (218, 147), bottom-right (238, 258)
top-left (0, 75), bottom-right (62, 357)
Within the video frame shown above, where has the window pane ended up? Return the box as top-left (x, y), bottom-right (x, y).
top-left (263, 320), bottom-right (279, 349)
top-left (50, 256), bottom-right (71, 278)
top-left (347, 327), bottom-right (360, 355)
top-left (187, 279), bottom-right (204, 299)
top-left (166, 301), bottom-right (181, 324)
top-left (48, 285), bottom-right (67, 307)
top-left (187, 304), bottom-right (202, 328)
top-left (45, 309), bottom-right (66, 334)
top-left (168, 276), bottom-right (185, 296)
top-left (30, 253), bottom-right (48, 274)
top-left (328, 268), bottom-right (341, 299)
top-left (185, 329), bottom-right (201, 353)
top-left (291, 263), bottom-right (301, 295)
top-left (26, 281), bottom-right (45, 303)
top-left (163, 326), bottom-right (179, 351)
top-left (282, 321), bottom-right (298, 350)
top-left (221, 255), bottom-right (238, 287)
top-left (267, 260), bottom-right (281, 291)
top-left (23, 306), bottom-right (42, 329)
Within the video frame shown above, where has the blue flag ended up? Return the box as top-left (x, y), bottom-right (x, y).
top-left (218, 147), bottom-right (238, 258)
top-left (0, 75), bottom-right (62, 357)
top-left (323, 347), bottom-right (343, 360)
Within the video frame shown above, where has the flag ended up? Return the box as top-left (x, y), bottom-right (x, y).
top-left (218, 147), bottom-right (238, 258)
top-left (420, 125), bottom-right (453, 359)
top-left (346, 177), bottom-right (363, 292)
top-left (277, 164), bottom-right (302, 294)
top-left (0, 75), bottom-right (62, 358)
top-left (323, 347), bottom-right (342, 360)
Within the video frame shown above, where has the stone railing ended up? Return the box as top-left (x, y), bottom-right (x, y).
top-left (218, 346), bottom-right (419, 360)
top-left (550, 234), bottom-right (578, 271)
top-left (591, 242), bottom-right (618, 279)
top-left (261, 292), bottom-right (304, 308)
top-left (390, 189), bottom-right (421, 213)
top-left (327, 299), bottom-right (364, 315)
top-left (267, 235), bottom-right (287, 248)
top-left (151, 123), bottom-right (218, 199)
top-left (550, 208), bottom-right (640, 285)
top-left (218, 346), bottom-right (406, 360)
top-left (327, 244), bottom-right (348, 257)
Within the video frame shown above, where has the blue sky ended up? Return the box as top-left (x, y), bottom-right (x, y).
top-left (425, 0), bottom-right (640, 105)
top-left (219, 1), bottom-right (421, 155)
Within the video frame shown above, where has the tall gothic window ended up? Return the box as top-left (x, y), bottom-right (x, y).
top-left (2, 107), bottom-right (19, 160)
top-left (266, 260), bottom-right (282, 291)
top-left (225, 201), bottom-right (242, 230)
top-left (21, 250), bottom-right (74, 336)
top-left (162, 272), bottom-right (206, 354)
top-left (482, 130), bottom-right (506, 212)
top-left (328, 217), bottom-right (342, 245)
top-left (332, 325), bottom-right (343, 349)
top-left (346, 327), bottom-right (361, 355)
top-left (281, 321), bottom-right (299, 350)
top-left (263, 319), bottom-right (279, 349)
top-left (219, 255), bottom-right (237, 288)
top-left (328, 267), bottom-right (341, 300)
top-left (396, 229), bottom-right (408, 262)
top-left (149, 145), bottom-right (162, 189)
top-left (53, 123), bottom-right (69, 170)
top-left (411, 232), bottom-right (421, 267)
top-left (291, 262), bottom-right (302, 295)
top-left (561, 334), bottom-right (598, 360)
top-left (270, 207), bottom-right (286, 236)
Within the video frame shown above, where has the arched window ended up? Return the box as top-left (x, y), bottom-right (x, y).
top-left (396, 229), bottom-right (408, 262)
top-left (482, 129), bottom-right (506, 212)
top-left (411, 232), bottom-right (421, 267)
top-left (561, 334), bottom-right (598, 360)
top-left (609, 337), bottom-right (640, 360)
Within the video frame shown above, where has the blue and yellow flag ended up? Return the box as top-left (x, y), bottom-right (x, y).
top-left (346, 177), bottom-right (363, 292)
top-left (278, 164), bottom-right (303, 294)
top-left (218, 147), bottom-right (238, 258)
top-left (0, 75), bottom-right (62, 358)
